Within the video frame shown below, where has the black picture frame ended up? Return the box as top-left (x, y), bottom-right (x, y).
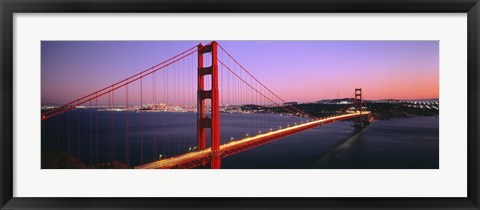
top-left (1, 0), bottom-right (479, 209)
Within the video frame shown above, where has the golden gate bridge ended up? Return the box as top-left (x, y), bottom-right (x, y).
top-left (41, 41), bottom-right (370, 169)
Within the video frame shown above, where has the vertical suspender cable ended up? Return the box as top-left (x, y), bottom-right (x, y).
top-left (77, 100), bottom-right (80, 159)
top-left (96, 93), bottom-right (98, 162)
top-left (89, 100), bottom-right (92, 164)
top-left (140, 76), bottom-right (143, 164)
top-left (126, 81), bottom-right (129, 165)
top-left (112, 88), bottom-right (115, 161)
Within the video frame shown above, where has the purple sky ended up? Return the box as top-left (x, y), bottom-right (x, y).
top-left (41, 41), bottom-right (438, 105)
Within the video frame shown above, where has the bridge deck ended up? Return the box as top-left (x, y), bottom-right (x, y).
top-left (135, 111), bottom-right (370, 169)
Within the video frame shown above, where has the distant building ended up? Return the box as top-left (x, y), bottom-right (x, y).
top-left (283, 102), bottom-right (298, 106)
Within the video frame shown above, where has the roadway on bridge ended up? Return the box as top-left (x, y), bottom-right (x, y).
top-left (136, 111), bottom-right (370, 169)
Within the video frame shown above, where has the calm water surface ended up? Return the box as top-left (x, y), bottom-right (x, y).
top-left (42, 111), bottom-right (439, 169)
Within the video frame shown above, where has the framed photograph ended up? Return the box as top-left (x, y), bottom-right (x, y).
top-left (1, 0), bottom-right (479, 209)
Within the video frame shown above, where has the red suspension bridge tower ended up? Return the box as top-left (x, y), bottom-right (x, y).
top-left (197, 41), bottom-right (221, 169)
top-left (354, 88), bottom-right (365, 128)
